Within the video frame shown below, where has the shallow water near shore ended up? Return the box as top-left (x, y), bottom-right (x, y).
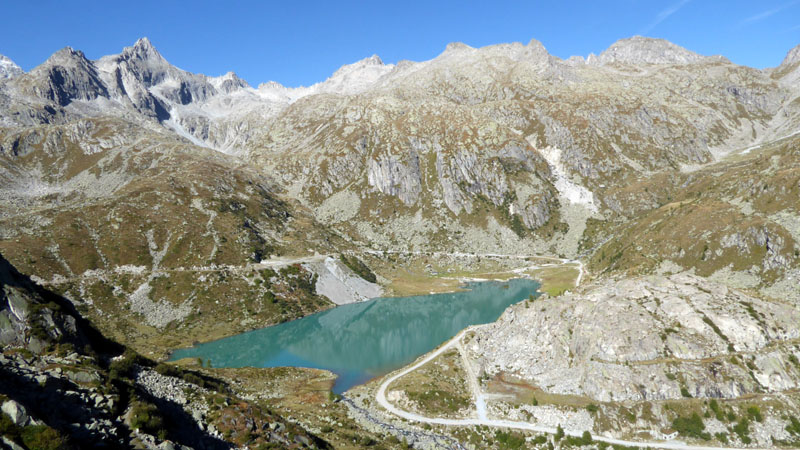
top-left (169, 278), bottom-right (540, 393)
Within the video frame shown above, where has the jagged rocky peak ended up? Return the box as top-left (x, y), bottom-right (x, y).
top-left (595, 35), bottom-right (704, 65)
top-left (516, 38), bottom-right (555, 65)
top-left (26, 46), bottom-right (108, 106)
top-left (433, 39), bottom-right (555, 69)
top-left (98, 36), bottom-right (173, 87)
top-left (257, 54), bottom-right (390, 101)
top-left (525, 38), bottom-right (550, 58)
top-left (37, 46), bottom-right (91, 69)
top-left (211, 71), bottom-right (250, 93)
top-left (125, 36), bottom-right (165, 62)
top-left (362, 54), bottom-right (384, 66)
top-left (98, 37), bottom-right (217, 107)
top-left (0, 54), bottom-right (23, 79)
top-left (564, 54), bottom-right (586, 66)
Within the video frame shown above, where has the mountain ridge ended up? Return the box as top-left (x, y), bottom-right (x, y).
top-left (3, 35), bottom-right (798, 262)
top-left (5, 35), bottom-right (797, 100)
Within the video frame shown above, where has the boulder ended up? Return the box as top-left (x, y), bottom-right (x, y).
top-left (1, 436), bottom-right (25, 450)
top-left (1, 400), bottom-right (28, 426)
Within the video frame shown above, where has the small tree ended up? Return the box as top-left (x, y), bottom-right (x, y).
top-left (555, 424), bottom-right (564, 441)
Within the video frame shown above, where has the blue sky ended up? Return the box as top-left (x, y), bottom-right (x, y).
top-left (1, 0), bottom-right (798, 87)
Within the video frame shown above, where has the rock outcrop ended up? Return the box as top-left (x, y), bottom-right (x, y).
top-left (593, 36), bottom-right (707, 66)
top-left (0, 252), bottom-right (330, 449)
top-left (471, 273), bottom-right (800, 402)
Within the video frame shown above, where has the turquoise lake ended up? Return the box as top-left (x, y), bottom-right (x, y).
top-left (169, 278), bottom-right (540, 393)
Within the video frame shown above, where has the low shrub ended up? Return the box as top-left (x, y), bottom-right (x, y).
top-left (786, 415), bottom-right (800, 435)
top-left (554, 425), bottom-right (564, 442)
top-left (0, 414), bottom-right (21, 442)
top-left (129, 401), bottom-right (165, 436)
top-left (709, 399), bottom-right (724, 421)
top-left (339, 254), bottom-right (377, 283)
top-left (564, 431), bottom-right (593, 446)
top-left (494, 430), bottom-right (526, 449)
top-left (108, 349), bottom-right (144, 382)
top-left (672, 413), bottom-right (711, 440)
top-left (530, 435), bottom-right (547, 445)
top-left (732, 418), bottom-right (751, 444)
top-left (746, 405), bottom-right (763, 423)
top-left (20, 425), bottom-right (67, 450)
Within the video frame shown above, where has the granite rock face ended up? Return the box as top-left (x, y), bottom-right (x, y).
top-left (23, 48), bottom-right (109, 107)
top-left (0, 251), bottom-right (84, 352)
top-left (470, 273), bottom-right (800, 402)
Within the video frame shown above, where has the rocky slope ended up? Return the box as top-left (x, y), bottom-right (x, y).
top-left (0, 252), bottom-right (330, 449)
top-left (588, 132), bottom-right (800, 306)
top-left (472, 273), bottom-right (800, 402)
top-left (0, 114), bottom-right (354, 357)
top-left (467, 273), bottom-right (800, 446)
top-left (3, 37), bottom-right (800, 258)
top-left (240, 36), bottom-right (800, 256)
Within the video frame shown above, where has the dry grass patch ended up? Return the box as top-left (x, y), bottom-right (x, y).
top-left (526, 264), bottom-right (580, 296)
top-left (387, 349), bottom-right (473, 418)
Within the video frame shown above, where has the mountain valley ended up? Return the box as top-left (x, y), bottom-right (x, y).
top-left (1, 35), bottom-right (800, 449)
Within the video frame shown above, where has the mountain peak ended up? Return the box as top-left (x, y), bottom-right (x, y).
top-left (134, 37), bottom-right (154, 50)
top-left (33, 46), bottom-right (96, 75)
top-left (527, 38), bottom-right (546, 50)
top-left (328, 54), bottom-right (390, 80)
top-left (211, 71), bottom-right (250, 93)
top-left (45, 47), bottom-right (88, 64)
top-left (363, 54), bottom-right (383, 66)
top-left (443, 42), bottom-right (474, 55)
top-left (780, 43), bottom-right (800, 68)
top-left (121, 36), bottom-right (165, 63)
top-left (773, 43), bottom-right (800, 83)
top-left (26, 46), bottom-right (108, 106)
top-left (218, 71), bottom-right (241, 80)
top-left (0, 54), bottom-right (23, 79)
top-left (316, 54), bottom-right (394, 96)
top-left (523, 38), bottom-right (552, 62)
top-left (596, 36), bottom-right (704, 65)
